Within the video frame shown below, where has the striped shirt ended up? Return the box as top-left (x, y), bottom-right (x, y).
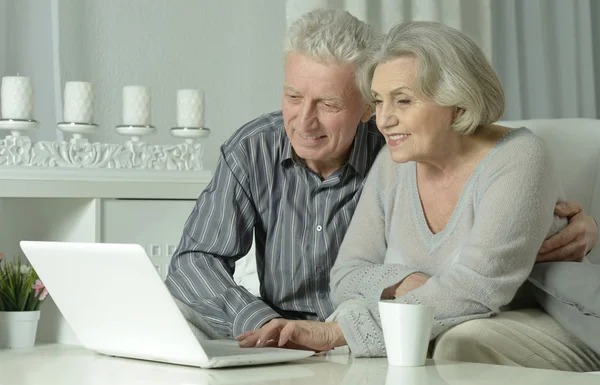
top-left (165, 110), bottom-right (385, 338)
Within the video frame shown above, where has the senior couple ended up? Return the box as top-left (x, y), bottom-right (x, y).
top-left (165, 9), bottom-right (600, 371)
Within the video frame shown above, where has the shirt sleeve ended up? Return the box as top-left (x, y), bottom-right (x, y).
top-left (331, 135), bottom-right (567, 357)
top-left (165, 145), bottom-right (280, 338)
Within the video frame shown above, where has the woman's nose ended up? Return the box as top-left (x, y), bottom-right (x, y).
top-left (377, 105), bottom-right (399, 129)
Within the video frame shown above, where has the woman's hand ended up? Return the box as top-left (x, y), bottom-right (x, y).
top-left (236, 319), bottom-right (346, 352)
top-left (381, 272), bottom-right (430, 299)
top-left (394, 272), bottom-right (429, 298)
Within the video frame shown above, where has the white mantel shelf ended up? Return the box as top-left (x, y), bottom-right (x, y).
top-left (0, 167), bottom-right (212, 199)
top-left (0, 166), bottom-right (213, 345)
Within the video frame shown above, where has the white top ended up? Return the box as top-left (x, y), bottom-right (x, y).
top-left (330, 128), bottom-right (567, 356)
top-left (0, 344), bottom-right (598, 384)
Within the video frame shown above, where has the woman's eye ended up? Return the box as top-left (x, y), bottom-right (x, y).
top-left (373, 100), bottom-right (383, 105)
top-left (398, 99), bottom-right (410, 105)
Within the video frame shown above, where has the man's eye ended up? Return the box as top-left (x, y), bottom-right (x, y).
top-left (321, 102), bottom-right (339, 110)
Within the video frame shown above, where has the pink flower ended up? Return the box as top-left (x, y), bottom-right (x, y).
top-left (0, 253), bottom-right (4, 262)
top-left (32, 280), bottom-right (45, 297)
top-left (39, 288), bottom-right (48, 301)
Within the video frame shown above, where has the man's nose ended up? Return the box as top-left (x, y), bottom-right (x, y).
top-left (297, 102), bottom-right (318, 131)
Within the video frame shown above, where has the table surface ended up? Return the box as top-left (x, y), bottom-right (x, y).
top-left (0, 344), bottom-right (598, 385)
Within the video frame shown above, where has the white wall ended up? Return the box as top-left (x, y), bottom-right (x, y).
top-left (4, 0), bottom-right (60, 141)
top-left (58, 0), bottom-right (287, 172)
top-left (0, 1), bottom-right (8, 83)
top-left (592, 0), bottom-right (600, 117)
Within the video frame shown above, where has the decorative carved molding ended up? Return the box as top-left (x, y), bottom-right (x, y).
top-left (0, 135), bottom-right (204, 171)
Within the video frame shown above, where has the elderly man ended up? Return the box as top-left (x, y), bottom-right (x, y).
top-left (165, 8), bottom-right (598, 367)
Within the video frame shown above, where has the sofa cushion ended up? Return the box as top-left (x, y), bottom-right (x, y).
top-left (527, 261), bottom-right (600, 355)
top-left (500, 119), bottom-right (600, 264)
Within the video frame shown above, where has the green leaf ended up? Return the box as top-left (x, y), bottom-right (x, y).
top-left (0, 255), bottom-right (41, 311)
top-left (0, 289), bottom-right (18, 311)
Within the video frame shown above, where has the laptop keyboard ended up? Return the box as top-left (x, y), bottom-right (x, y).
top-left (200, 340), bottom-right (295, 357)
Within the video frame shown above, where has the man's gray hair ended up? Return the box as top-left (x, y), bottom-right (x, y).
top-left (360, 21), bottom-right (505, 134)
top-left (284, 8), bottom-right (379, 101)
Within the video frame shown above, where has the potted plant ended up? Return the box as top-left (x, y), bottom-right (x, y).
top-left (0, 253), bottom-right (48, 349)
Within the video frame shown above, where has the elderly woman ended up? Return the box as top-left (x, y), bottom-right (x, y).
top-left (238, 21), bottom-right (600, 371)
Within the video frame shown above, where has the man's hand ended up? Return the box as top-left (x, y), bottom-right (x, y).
top-left (381, 272), bottom-right (430, 300)
top-left (235, 318), bottom-right (291, 348)
top-left (537, 201), bottom-right (598, 262)
top-left (236, 319), bottom-right (346, 352)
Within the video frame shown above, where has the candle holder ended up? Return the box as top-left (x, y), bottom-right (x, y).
top-left (0, 118), bottom-right (39, 137)
top-left (57, 122), bottom-right (99, 142)
top-left (115, 124), bottom-right (156, 142)
top-left (170, 127), bottom-right (210, 144)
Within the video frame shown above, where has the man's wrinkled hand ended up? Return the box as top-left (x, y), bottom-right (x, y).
top-left (235, 318), bottom-right (292, 349)
top-left (537, 201), bottom-right (598, 262)
top-left (236, 319), bottom-right (345, 353)
top-left (277, 321), bottom-right (345, 352)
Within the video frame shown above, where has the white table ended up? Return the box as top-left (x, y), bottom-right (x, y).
top-left (0, 344), bottom-right (598, 385)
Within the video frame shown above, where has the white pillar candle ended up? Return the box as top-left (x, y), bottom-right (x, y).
top-left (177, 89), bottom-right (204, 128)
top-left (63, 81), bottom-right (94, 123)
top-left (122, 86), bottom-right (151, 126)
top-left (1, 76), bottom-right (34, 120)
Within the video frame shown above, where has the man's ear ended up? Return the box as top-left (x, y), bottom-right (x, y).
top-left (360, 103), bottom-right (375, 122)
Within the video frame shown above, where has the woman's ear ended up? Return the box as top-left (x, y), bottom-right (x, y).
top-left (454, 107), bottom-right (465, 120)
top-left (360, 103), bottom-right (375, 122)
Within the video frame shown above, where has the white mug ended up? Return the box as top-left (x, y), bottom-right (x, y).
top-left (379, 300), bottom-right (435, 367)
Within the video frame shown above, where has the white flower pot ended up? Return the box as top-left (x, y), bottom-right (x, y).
top-left (0, 311), bottom-right (40, 349)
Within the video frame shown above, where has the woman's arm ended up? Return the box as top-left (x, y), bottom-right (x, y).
top-left (330, 149), bottom-right (420, 306)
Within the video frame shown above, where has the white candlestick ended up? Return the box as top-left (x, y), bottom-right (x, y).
top-left (122, 86), bottom-right (151, 126)
top-left (63, 81), bottom-right (94, 123)
top-left (1, 76), bottom-right (34, 120)
top-left (177, 89), bottom-right (204, 128)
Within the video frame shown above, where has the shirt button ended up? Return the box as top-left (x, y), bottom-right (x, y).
top-left (319, 292), bottom-right (326, 299)
top-left (316, 225), bottom-right (323, 232)
top-left (316, 266), bottom-right (323, 274)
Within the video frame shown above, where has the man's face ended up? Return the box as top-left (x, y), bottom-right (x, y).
top-left (282, 53), bottom-right (370, 168)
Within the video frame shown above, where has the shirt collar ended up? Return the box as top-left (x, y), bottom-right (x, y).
top-left (280, 120), bottom-right (371, 176)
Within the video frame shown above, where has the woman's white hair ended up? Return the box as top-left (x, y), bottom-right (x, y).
top-left (360, 21), bottom-right (505, 134)
top-left (284, 8), bottom-right (379, 101)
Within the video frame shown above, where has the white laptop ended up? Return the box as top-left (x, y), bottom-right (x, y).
top-left (19, 241), bottom-right (314, 369)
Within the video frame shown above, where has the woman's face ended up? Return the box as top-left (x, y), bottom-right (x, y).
top-left (371, 56), bottom-right (457, 164)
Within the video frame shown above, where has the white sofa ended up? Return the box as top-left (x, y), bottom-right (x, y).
top-left (502, 119), bottom-right (600, 264)
top-left (234, 118), bottom-right (600, 291)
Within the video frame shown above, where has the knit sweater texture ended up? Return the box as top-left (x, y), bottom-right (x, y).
top-left (329, 128), bottom-right (567, 357)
